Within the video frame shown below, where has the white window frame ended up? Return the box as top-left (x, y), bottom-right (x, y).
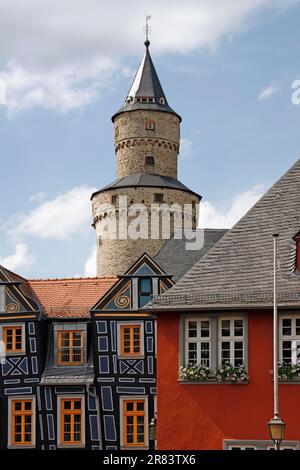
top-left (0, 323), bottom-right (26, 356)
top-left (120, 396), bottom-right (149, 450)
top-left (225, 439), bottom-right (299, 450)
top-left (279, 314), bottom-right (300, 365)
top-left (57, 394), bottom-right (85, 449)
top-left (218, 317), bottom-right (245, 367)
top-left (185, 318), bottom-right (211, 367)
top-left (8, 396), bottom-right (36, 449)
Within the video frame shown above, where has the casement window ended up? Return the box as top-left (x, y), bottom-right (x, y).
top-left (57, 331), bottom-right (84, 366)
top-left (219, 318), bottom-right (244, 367)
top-left (185, 319), bottom-right (210, 367)
top-left (9, 398), bottom-right (35, 448)
top-left (3, 325), bottom-right (25, 354)
top-left (120, 324), bottom-right (143, 357)
top-left (279, 315), bottom-right (300, 364)
top-left (182, 315), bottom-right (247, 371)
top-left (59, 397), bottom-right (84, 447)
top-left (122, 399), bottom-right (146, 447)
top-left (139, 278), bottom-right (152, 308)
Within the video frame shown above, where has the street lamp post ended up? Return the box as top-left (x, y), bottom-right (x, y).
top-left (268, 234), bottom-right (285, 450)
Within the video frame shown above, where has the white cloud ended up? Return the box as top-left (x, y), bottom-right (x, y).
top-left (6, 186), bottom-right (96, 240)
top-left (199, 185), bottom-right (264, 228)
top-left (0, 0), bottom-right (298, 113)
top-left (84, 246), bottom-right (97, 277)
top-left (0, 244), bottom-right (35, 271)
top-left (180, 138), bottom-right (192, 159)
top-left (29, 191), bottom-right (47, 204)
top-left (258, 83), bottom-right (279, 100)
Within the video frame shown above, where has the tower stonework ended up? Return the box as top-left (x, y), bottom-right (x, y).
top-left (91, 41), bottom-right (201, 277)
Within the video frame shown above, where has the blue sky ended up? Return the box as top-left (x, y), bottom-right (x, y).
top-left (0, 0), bottom-right (300, 279)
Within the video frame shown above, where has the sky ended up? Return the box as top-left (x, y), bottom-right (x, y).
top-left (0, 0), bottom-right (300, 279)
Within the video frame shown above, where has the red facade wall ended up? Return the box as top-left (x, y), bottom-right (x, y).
top-left (157, 310), bottom-right (300, 450)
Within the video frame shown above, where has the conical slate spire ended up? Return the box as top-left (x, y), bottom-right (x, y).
top-left (112, 42), bottom-right (181, 121)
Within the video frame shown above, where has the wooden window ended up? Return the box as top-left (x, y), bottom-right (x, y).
top-left (279, 315), bottom-right (300, 365)
top-left (120, 324), bottom-right (142, 356)
top-left (57, 331), bottom-right (83, 366)
top-left (145, 121), bottom-right (155, 131)
top-left (219, 318), bottom-right (244, 367)
top-left (154, 193), bottom-right (163, 203)
top-left (11, 399), bottom-right (33, 446)
top-left (185, 318), bottom-right (211, 367)
top-left (60, 398), bottom-right (83, 445)
top-left (145, 156), bottom-right (155, 165)
top-left (123, 400), bottom-right (146, 447)
top-left (139, 278), bottom-right (152, 308)
top-left (3, 326), bottom-right (24, 353)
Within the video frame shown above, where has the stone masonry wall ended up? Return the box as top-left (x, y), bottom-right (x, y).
top-left (114, 110), bottom-right (180, 179)
top-left (92, 186), bottom-right (200, 276)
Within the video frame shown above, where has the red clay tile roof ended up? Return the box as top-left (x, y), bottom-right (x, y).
top-left (28, 277), bottom-right (117, 318)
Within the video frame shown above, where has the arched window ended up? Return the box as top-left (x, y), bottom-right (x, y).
top-left (294, 231), bottom-right (300, 272)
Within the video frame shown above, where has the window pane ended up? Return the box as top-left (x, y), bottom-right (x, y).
top-left (282, 341), bottom-right (292, 364)
top-left (221, 320), bottom-right (230, 337)
top-left (188, 321), bottom-right (197, 338)
top-left (201, 320), bottom-right (210, 338)
top-left (188, 343), bottom-right (197, 365)
top-left (296, 319), bottom-right (300, 336)
top-left (234, 320), bottom-right (244, 337)
top-left (282, 319), bottom-right (292, 336)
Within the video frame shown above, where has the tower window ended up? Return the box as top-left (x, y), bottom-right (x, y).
top-left (294, 231), bottom-right (300, 272)
top-left (145, 121), bottom-right (155, 131)
top-left (154, 193), bottom-right (164, 203)
top-left (159, 97), bottom-right (165, 104)
top-left (111, 194), bottom-right (118, 205)
top-left (145, 156), bottom-right (155, 166)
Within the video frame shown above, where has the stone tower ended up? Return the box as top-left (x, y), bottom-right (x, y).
top-left (91, 40), bottom-right (201, 277)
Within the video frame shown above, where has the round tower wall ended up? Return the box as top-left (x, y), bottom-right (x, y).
top-left (114, 110), bottom-right (180, 179)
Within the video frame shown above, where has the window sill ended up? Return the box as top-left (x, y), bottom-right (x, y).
top-left (178, 379), bottom-right (249, 385)
top-left (279, 378), bottom-right (300, 384)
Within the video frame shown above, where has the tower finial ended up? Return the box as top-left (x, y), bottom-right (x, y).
top-left (144, 14), bottom-right (151, 47)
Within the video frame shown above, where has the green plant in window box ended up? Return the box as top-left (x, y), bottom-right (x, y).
top-left (214, 362), bottom-right (248, 384)
top-left (179, 362), bottom-right (248, 384)
top-left (278, 363), bottom-right (300, 380)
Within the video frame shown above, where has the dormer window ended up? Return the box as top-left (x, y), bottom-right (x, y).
top-left (145, 121), bottom-right (155, 131)
top-left (294, 231), bottom-right (300, 272)
top-left (57, 330), bottom-right (84, 366)
top-left (159, 97), bottom-right (165, 104)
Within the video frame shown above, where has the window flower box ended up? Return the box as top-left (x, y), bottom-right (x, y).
top-left (179, 362), bottom-right (248, 384)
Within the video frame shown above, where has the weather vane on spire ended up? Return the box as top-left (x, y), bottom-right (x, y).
top-left (144, 14), bottom-right (151, 47)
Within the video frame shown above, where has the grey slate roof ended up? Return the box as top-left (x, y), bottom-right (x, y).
top-left (155, 229), bottom-right (227, 282)
top-left (112, 44), bottom-right (181, 121)
top-left (91, 173), bottom-right (201, 198)
top-left (150, 159), bottom-right (300, 309)
top-left (41, 325), bottom-right (94, 385)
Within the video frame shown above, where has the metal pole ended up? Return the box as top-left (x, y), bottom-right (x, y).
top-left (273, 234), bottom-right (279, 450)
